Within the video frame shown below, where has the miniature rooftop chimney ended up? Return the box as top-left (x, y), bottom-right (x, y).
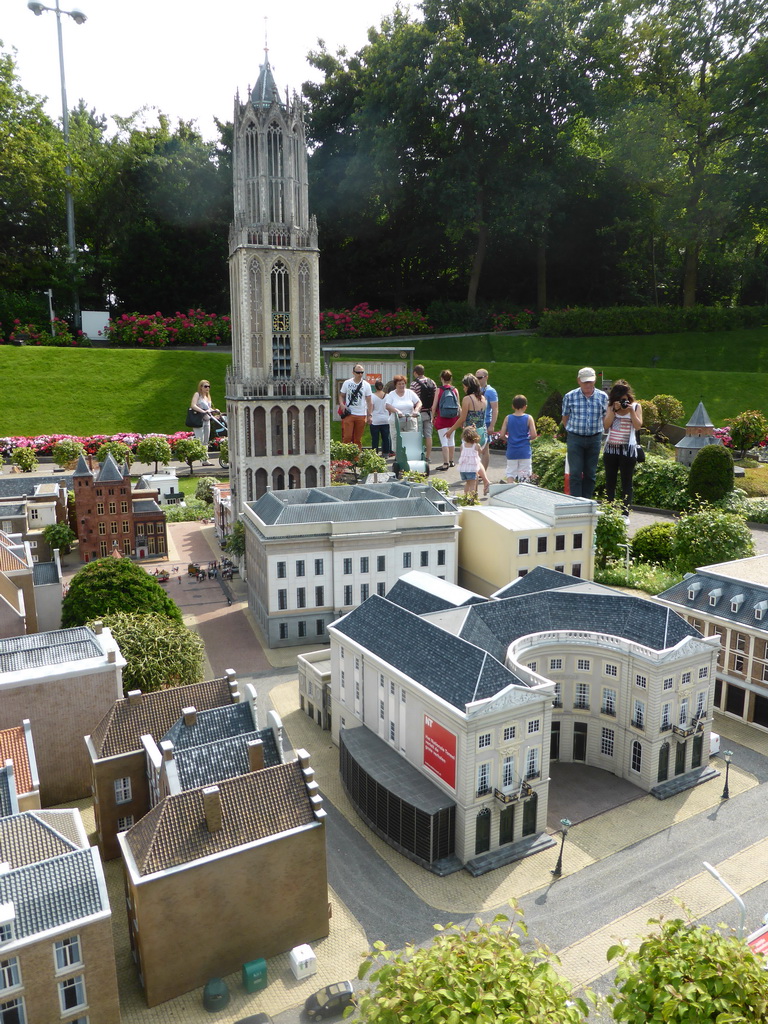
top-left (182, 707), bottom-right (197, 728)
top-left (127, 690), bottom-right (142, 705)
top-left (247, 739), bottom-right (264, 773)
top-left (202, 786), bottom-right (222, 833)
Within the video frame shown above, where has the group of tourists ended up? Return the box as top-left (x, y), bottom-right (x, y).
top-left (339, 363), bottom-right (541, 497)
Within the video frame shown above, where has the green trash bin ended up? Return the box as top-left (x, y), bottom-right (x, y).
top-left (242, 957), bottom-right (267, 993)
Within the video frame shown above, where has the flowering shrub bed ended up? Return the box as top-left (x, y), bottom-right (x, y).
top-left (104, 309), bottom-right (231, 348)
top-left (2, 318), bottom-right (90, 347)
top-left (490, 309), bottom-right (536, 331)
top-left (0, 430), bottom-right (216, 459)
top-left (320, 303), bottom-right (432, 341)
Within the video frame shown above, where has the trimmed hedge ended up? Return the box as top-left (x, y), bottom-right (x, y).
top-left (537, 305), bottom-right (768, 338)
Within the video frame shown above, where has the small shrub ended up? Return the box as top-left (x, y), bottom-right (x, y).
top-left (673, 505), bottom-right (755, 573)
top-left (330, 440), bottom-right (360, 464)
top-left (358, 449), bottom-right (388, 477)
top-left (631, 522), bottom-right (676, 565)
top-left (726, 409), bottom-right (768, 456)
top-left (428, 476), bottom-right (450, 496)
top-left (537, 390), bottom-right (564, 426)
top-left (596, 502), bottom-right (627, 569)
top-left (51, 439), bottom-right (85, 468)
top-left (195, 476), bottom-right (220, 504)
top-left (536, 415), bottom-right (559, 437)
top-left (594, 561), bottom-right (683, 593)
top-left (96, 440), bottom-right (132, 468)
top-left (11, 446), bottom-right (38, 472)
top-left (747, 497), bottom-right (768, 523)
top-left (218, 439), bottom-right (229, 465)
top-left (637, 398), bottom-right (660, 435)
top-left (651, 394), bottom-right (685, 425)
top-left (454, 492), bottom-right (481, 506)
top-left (687, 443), bottom-right (734, 502)
top-left (632, 455), bottom-right (689, 510)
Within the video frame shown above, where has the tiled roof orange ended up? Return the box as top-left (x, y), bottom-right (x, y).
top-left (0, 726), bottom-right (33, 795)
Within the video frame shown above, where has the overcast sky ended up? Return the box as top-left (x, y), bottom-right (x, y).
top-left (3, 0), bottom-right (411, 138)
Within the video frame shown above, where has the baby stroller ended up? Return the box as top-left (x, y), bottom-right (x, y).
top-left (210, 412), bottom-right (228, 437)
top-left (392, 413), bottom-right (429, 477)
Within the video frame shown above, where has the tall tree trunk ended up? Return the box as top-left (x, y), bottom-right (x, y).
top-left (466, 220), bottom-right (489, 308)
top-left (682, 244), bottom-right (699, 307)
top-left (536, 236), bottom-right (547, 311)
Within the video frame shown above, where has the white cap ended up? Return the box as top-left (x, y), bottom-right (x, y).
top-left (578, 367), bottom-right (597, 382)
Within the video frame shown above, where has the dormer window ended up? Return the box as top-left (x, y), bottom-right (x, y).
top-left (708, 588), bottom-right (722, 607)
top-left (687, 581), bottom-right (702, 601)
top-left (730, 594), bottom-right (744, 613)
top-left (755, 601), bottom-right (767, 621)
top-left (0, 903), bottom-right (15, 944)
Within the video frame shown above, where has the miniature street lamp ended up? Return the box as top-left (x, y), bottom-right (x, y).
top-left (721, 750), bottom-right (733, 800)
top-left (551, 817), bottom-right (572, 878)
top-left (27, 0), bottom-right (87, 330)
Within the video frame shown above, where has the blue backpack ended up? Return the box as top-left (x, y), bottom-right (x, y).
top-left (438, 386), bottom-right (459, 418)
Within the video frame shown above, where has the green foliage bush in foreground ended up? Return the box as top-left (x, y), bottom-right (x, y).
top-left (631, 522), bottom-right (676, 565)
top-left (607, 913), bottom-right (768, 1023)
top-left (687, 444), bottom-right (734, 502)
top-left (672, 506), bottom-right (755, 574)
top-left (357, 905), bottom-right (593, 1024)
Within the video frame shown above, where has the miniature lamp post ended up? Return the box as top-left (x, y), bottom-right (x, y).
top-left (27, 0), bottom-right (87, 330)
top-left (551, 817), bottom-right (572, 878)
top-left (721, 750), bottom-right (733, 800)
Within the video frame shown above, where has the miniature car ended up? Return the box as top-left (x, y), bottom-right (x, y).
top-left (304, 980), bottom-right (355, 1020)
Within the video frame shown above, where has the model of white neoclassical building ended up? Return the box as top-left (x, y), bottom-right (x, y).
top-left (299, 567), bottom-right (720, 874)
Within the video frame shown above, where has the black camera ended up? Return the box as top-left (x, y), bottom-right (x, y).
top-left (620, 397), bottom-right (631, 409)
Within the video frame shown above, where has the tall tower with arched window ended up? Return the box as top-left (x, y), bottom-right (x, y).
top-left (227, 54), bottom-right (329, 508)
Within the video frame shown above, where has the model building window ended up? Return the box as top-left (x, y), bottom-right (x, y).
top-left (316, 619), bottom-right (324, 636)
top-left (635, 674), bottom-right (647, 688)
top-left (698, 666), bottom-right (708, 678)
top-left (58, 975), bottom-right (86, 1013)
top-left (377, 582), bottom-right (386, 596)
top-left (526, 748), bottom-right (540, 778)
top-left (478, 733), bottom-right (492, 749)
top-left (679, 698), bottom-right (689, 726)
top-left (315, 558), bottom-right (324, 575)
top-left (343, 558), bottom-right (352, 575)
top-left (661, 703), bottom-right (671, 731)
top-left (0, 957), bottom-right (20, 991)
top-left (555, 534), bottom-right (565, 551)
top-left (573, 533), bottom-right (583, 549)
top-left (574, 683), bottom-right (589, 710)
top-left (630, 740), bottom-right (642, 773)
top-left (296, 588), bottom-right (306, 608)
top-left (537, 536), bottom-right (547, 553)
top-left (502, 755), bottom-right (514, 788)
top-left (377, 555), bottom-right (386, 571)
top-left (96, 502), bottom-right (104, 515)
top-left (114, 777), bottom-right (132, 804)
top-left (360, 584), bottom-right (369, 602)
top-left (298, 621), bottom-right (306, 638)
top-left (518, 538), bottom-right (529, 555)
top-left (117, 816), bottom-right (134, 832)
top-left (571, 563), bottom-right (582, 577)
top-left (550, 658), bottom-right (562, 671)
top-left (632, 700), bottom-right (645, 729)
top-left (605, 663), bottom-right (617, 677)
top-left (315, 586), bottom-right (324, 605)
top-left (663, 677), bottom-right (674, 690)
top-left (98, 523), bottom-right (106, 535)
top-left (279, 623), bottom-right (288, 640)
top-left (527, 718), bottom-right (540, 734)
top-left (108, 501), bottom-right (116, 514)
top-left (437, 549), bottom-right (446, 565)
top-left (601, 728), bottom-right (614, 757)
top-left (0, 999), bottom-right (25, 1023)
top-left (503, 725), bottom-right (516, 741)
top-left (552, 681), bottom-right (562, 707)
top-left (122, 520), bottom-right (130, 533)
top-left (359, 556), bottom-right (369, 573)
top-left (341, 585), bottom-right (351, 605)
top-left (296, 560), bottom-right (305, 577)
top-left (420, 550), bottom-right (429, 566)
top-left (110, 522), bottom-right (118, 534)
top-left (389, 722), bottom-right (395, 741)
top-left (277, 589), bottom-right (287, 610)
top-left (476, 763), bottom-right (491, 795)
top-left (54, 935), bottom-right (82, 972)
top-left (99, 541), bottom-right (108, 557)
top-left (601, 688), bottom-right (616, 716)
top-left (277, 562), bottom-right (286, 579)
top-left (403, 552), bottom-right (411, 568)
top-left (577, 658), bottom-right (590, 671)
top-left (121, 500), bottom-right (128, 513)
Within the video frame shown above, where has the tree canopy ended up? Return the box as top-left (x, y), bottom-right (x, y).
top-left (62, 557), bottom-right (183, 627)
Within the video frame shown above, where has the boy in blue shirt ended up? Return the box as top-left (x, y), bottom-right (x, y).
top-left (501, 395), bottom-right (537, 482)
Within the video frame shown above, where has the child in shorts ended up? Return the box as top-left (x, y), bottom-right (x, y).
top-left (501, 395), bottom-right (537, 482)
top-left (457, 425), bottom-right (490, 495)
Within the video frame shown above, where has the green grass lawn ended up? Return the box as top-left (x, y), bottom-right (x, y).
top-left (6, 326), bottom-right (768, 439)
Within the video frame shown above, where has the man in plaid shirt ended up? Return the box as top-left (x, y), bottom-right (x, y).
top-left (561, 367), bottom-right (608, 498)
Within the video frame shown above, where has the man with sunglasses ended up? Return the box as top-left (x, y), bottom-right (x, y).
top-left (339, 365), bottom-right (373, 448)
top-left (475, 369), bottom-right (498, 472)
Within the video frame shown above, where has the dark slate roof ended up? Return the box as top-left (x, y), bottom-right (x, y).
top-left (686, 401), bottom-right (714, 428)
top-left (172, 728), bottom-right (281, 792)
top-left (0, 767), bottom-right (14, 818)
top-left (0, 627), bottom-right (102, 674)
top-left (461, 589), bottom-right (700, 651)
top-left (124, 761), bottom-right (315, 875)
top-left (72, 454), bottom-right (93, 478)
top-left (659, 568), bottom-right (768, 630)
top-left (95, 452), bottom-right (124, 483)
top-left (493, 565), bottom-right (580, 599)
top-left (33, 561), bottom-right (59, 585)
top-left (0, 810), bottom-right (80, 869)
top-left (162, 702), bottom-right (256, 749)
top-left (385, 577), bottom-right (484, 616)
top-left (334, 596), bottom-right (526, 710)
top-left (133, 498), bottom-right (162, 513)
top-left (0, 845), bottom-right (104, 939)
top-left (89, 676), bottom-right (235, 758)
top-left (0, 504), bottom-right (24, 517)
top-left (0, 475), bottom-right (71, 497)
top-left (250, 55), bottom-right (283, 108)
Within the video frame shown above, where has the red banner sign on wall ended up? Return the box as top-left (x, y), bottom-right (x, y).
top-left (423, 715), bottom-right (457, 789)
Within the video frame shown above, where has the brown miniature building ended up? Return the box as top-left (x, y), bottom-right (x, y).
top-left (85, 671), bottom-right (241, 859)
top-left (71, 452), bottom-right (168, 562)
top-left (119, 753), bottom-right (330, 1007)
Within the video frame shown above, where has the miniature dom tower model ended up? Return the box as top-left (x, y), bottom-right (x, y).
top-left (226, 53), bottom-right (329, 508)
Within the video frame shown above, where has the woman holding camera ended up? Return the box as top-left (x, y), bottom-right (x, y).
top-left (603, 380), bottom-right (643, 519)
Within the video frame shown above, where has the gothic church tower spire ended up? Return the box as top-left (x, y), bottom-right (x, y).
top-left (227, 52), bottom-right (329, 507)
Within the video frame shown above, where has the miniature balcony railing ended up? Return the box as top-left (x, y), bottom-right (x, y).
top-left (601, 706), bottom-right (616, 717)
top-left (494, 782), bottom-right (533, 804)
top-left (631, 718), bottom-right (644, 730)
top-left (476, 784), bottom-right (492, 798)
top-left (672, 723), bottom-right (695, 738)
top-left (574, 700), bottom-right (590, 711)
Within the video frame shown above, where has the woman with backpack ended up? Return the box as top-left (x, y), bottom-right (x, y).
top-left (432, 369), bottom-right (461, 470)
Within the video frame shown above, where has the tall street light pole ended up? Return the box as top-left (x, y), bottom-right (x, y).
top-left (27, 0), bottom-right (87, 331)
top-left (551, 817), bottom-right (572, 878)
